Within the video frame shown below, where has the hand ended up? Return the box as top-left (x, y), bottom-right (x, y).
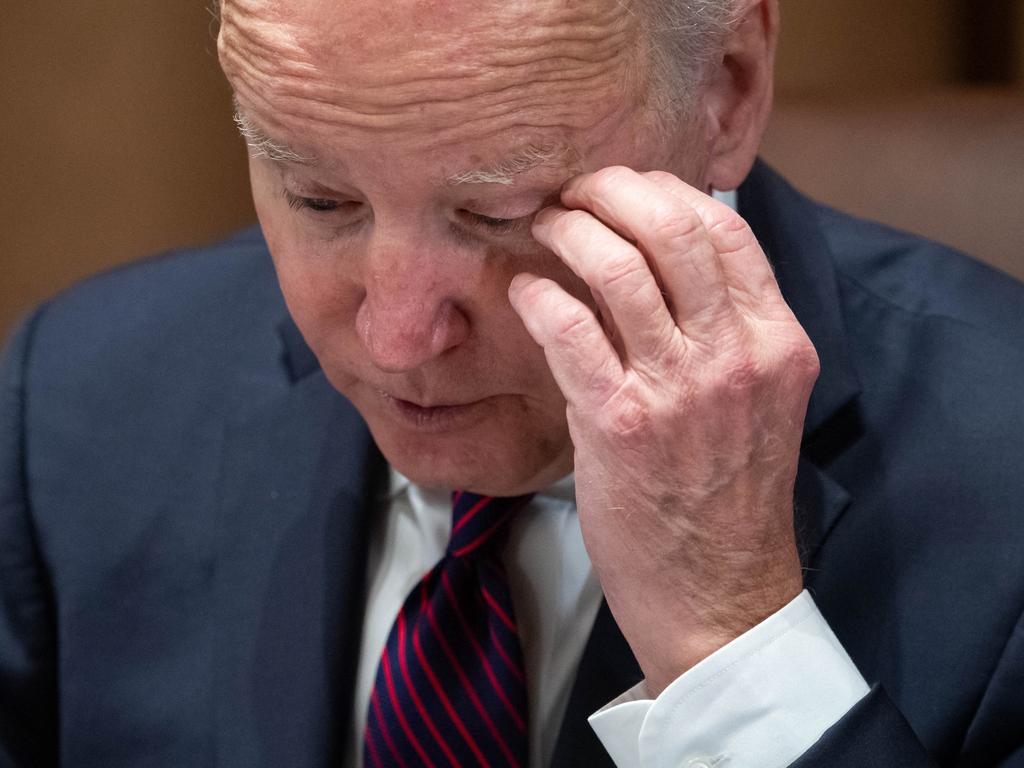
top-left (508, 166), bottom-right (820, 694)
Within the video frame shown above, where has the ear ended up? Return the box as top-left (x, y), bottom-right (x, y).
top-left (703, 0), bottom-right (778, 192)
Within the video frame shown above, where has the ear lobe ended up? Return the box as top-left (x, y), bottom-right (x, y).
top-left (704, 0), bottom-right (778, 192)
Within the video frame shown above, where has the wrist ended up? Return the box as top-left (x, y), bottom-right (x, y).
top-left (636, 568), bottom-right (804, 695)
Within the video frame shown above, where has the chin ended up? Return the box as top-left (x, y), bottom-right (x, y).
top-left (366, 417), bottom-right (573, 496)
top-left (334, 374), bottom-right (573, 494)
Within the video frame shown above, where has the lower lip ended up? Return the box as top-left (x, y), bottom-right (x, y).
top-left (382, 393), bottom-right (489, 432)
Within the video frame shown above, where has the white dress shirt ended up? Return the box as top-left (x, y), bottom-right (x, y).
top-left (347, 470), bottom-right (868, 767)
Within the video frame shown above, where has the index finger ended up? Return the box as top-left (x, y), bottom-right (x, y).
top-left (640, 171), bottom-right (781, 307)
top-left (560, 166), bottom-right (736, 336)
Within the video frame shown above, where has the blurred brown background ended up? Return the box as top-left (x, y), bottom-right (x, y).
top-left (2, 1), bottom-right (1023, 337)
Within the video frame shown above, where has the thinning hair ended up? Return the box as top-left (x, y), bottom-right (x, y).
top-left (636, 0), bottom-right (744, 114)
top-left (212, 0), bottom-right (742, 116)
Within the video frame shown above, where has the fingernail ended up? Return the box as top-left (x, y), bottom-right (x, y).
top-left (530, 206), bottom-right (560, 242)
top-left (561, 172), bottom-right (588, 197)
top-left (508, 272), bottom-right (538, 302)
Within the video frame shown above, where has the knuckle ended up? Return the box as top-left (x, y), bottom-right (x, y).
top-left (642, 169), bottom-right (678, 187)
top-left (707, 211), bottom-right (756, 254)
top-left (551, 208), bottom-right (594, 241)
top-left (722, 357), bottom-right (764, 394)
top-left (598, 388), bottom-right (651, 436)
top-left (589, 165), bottom-right (633, 196)
top-left (648, 205), bottom-right (703, 249)
top-left (551, 307), bottom-right (596, 347)
top-left (582, 358), bottom-right (621, 400)
top-left (787, 339), bottom-right (821, 381)
top-left (597, 249), bottom-right (646, 293)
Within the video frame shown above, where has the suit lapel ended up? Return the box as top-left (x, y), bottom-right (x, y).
top-left (550, 602), bottom-right (643, 767)
top-left (214, 322), bottom-right (385, 768)
top-left (740, 161), bottom-right (862, 557)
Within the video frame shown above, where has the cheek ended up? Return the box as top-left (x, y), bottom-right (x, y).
top-left (249, 164), bottom-right (363, 344)
top-left (492, 238), bottom-right (596, 315)
top-left (480, 241), bottom-right (590, 390)
top-left (262, 236), bottom-right (364, 366)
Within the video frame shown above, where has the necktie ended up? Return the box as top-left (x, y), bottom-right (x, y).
top-left (364, 491), bottom-right (533, 768)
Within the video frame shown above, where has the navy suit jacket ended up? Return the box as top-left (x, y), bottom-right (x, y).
top-left (2, 162), bottom-right (1023, 767)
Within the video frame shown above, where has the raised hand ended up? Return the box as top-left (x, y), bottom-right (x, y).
top-left (508, 166), bottom-right (820, 694)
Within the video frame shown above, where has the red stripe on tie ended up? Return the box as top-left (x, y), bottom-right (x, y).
top-left (397, 611), bottom-right (462, 768)
top-left (441, 571), bottom-right (526, 733)
top-left (452, 495), bottom-right (493, 534)
top-left (481, 585), bottom-right (516, 633)
top-left (382, 650), bottom-right (437, 768)
top-left (451, 509), bottom-right (514, 557)
top-left (364, 726), bottom-right (385, 768)
top-left (424, 586), bottom-right (520, 767)
top-left (370, 688), bottom-right (411, 768)
top-left (489, 624), bottom-right (526, 685)
top-left (411, 590), bottom-right (489, 766)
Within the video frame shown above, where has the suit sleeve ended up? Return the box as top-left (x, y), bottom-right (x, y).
top-left (793, 597), bottom-right (1024, 767)
top-left (793, 615), bottom-right (1024, 767)
top-left (591, 586), bottom-right (1024, 766)
top-left (957, 602), bottom-right (1024, 765)
top-left (0, 308), bottom-right (60, 768)
top-left (790, 686), bottom-right (938, 766)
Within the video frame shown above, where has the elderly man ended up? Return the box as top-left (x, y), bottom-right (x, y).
top-left (2, 0), bottom-right (1022, 766)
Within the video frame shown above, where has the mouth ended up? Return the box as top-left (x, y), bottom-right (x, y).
top-left (379, 391), bottom-right (492, 432)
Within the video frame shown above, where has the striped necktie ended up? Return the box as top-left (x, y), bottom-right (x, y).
top-left (364, 490), bottom-right (533, 767)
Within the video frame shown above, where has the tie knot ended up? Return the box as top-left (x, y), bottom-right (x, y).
top-left (448, 491), bottom-right (532, 557)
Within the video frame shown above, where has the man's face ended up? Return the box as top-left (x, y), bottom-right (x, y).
top-left (219, 0), bottom-right (710, 495)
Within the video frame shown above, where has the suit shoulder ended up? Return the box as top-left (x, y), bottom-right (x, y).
top-left (19, 227), bottom-right (289, 406)
top-left (814, 204), bottom-right (1024, 514)
top-left (812, 203), bottom-right (1024, 351)
top-left (38, 226), bottom-right (278, 331)
top-left (31, 227), bottom-right (281, 351)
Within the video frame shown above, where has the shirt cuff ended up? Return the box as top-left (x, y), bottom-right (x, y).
top-left (588, 590), bottom-right (869, 768)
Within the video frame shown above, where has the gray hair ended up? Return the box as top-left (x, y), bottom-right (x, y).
top-left (638, 0), bottom-right (744, 114)
top-left (212, 0), bottom-right (741, 113)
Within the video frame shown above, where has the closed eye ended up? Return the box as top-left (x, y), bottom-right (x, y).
top-left (284, 190), bottom-right (343, 212)
top-left (460, 211), bottom-right (531, 235)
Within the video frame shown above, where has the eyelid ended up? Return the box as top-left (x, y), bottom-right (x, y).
top-left (283, 188), bottom-right (348, 213)
top-left (462, 210), bottom-right (534, 235)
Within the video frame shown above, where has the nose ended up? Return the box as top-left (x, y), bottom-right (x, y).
top-left (355, 234), bottom-right (471, 373)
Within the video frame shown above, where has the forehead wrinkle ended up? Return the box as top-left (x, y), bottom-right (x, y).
top-left (220, 0), bottom-right (641, 129)
top-left (220, 0), bottom-right (647, 156)
top-left (228, 43), bottom-right (633, 126)
top-left (229, 63), bottom-right (631, 150)
top-left (296, 0), bottom-right (639, 77)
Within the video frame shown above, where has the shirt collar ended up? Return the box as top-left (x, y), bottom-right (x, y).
top-left (389, 467), bottom-right (576, 505)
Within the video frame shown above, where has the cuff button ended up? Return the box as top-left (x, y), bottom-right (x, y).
top-left (685, 756), bottom-right (727, 768)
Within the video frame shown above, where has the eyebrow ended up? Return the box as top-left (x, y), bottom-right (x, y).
top-left (232, 100), bottom-right (316, 166)
top-left (446, 141), bottom-right (580, 187)
top-left (231, 99), bottom-right (577, 183)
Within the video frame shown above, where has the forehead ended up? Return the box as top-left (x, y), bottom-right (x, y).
top-left (218, 0), bottom-right (645, 154)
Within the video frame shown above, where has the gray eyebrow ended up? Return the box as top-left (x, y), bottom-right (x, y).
top-left (447, 141), bottom-right (579, 186)
top-left (232, 101), bottom-right (316, 166)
